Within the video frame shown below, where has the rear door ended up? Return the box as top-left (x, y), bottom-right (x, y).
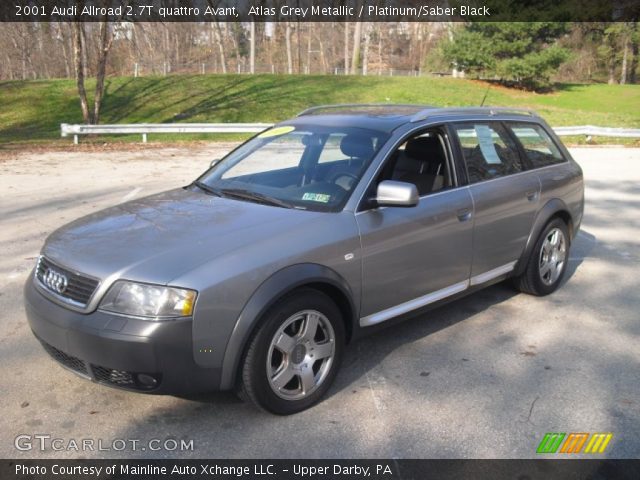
top-left (451, 122), bottom-right (540, 282)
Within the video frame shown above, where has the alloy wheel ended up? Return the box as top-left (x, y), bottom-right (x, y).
top-left (266, 310), bottom-right (336, 400)
top-left (538, 227), bottom-right (567, 286)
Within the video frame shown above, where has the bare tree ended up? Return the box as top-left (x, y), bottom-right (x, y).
top-left (285, 22), bottom-right (293, 74)
top-left (630, 34), bottom-right (639, 84)
top-left (72, 21), bottom-right (91, 123)
top-left (213, 22), bottom-right (227, 74)
top-left (249, 21), bottom-right (256, 74)
top-left (362, 23), bottom-right (371, 76)
top-left (620, 36), bottom-right (629, 84)
top-left (93, 17), bottom-right (115, 124)
top-left (351, 21), bottom-right (362, 74)
top-left (344, 22), bottom-right (350, 74)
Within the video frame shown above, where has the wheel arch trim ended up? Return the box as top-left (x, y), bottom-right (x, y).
top-left (219, 263), bottom-right (357, 390)
top-left (514, 198), bottom-right (573, 277)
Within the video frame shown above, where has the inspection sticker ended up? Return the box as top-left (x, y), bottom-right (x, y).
top-left (302, 193), bottom-right (331, 203)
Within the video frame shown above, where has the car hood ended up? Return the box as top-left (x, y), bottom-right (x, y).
top-left (43, 187), bottom-right (323, 285)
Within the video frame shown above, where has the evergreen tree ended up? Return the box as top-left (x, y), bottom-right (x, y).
top-left (443, 23), bottom-right (570, 90)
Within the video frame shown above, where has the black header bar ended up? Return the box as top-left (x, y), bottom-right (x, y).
top-left (1, 0), bottom-right (640, 22)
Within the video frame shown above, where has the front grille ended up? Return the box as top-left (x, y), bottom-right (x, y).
top-left (39, 339), bottom-right (88, 376)
top-left (91, 365), bottom-right (136, 387)
top-left (35, 256), bottom-right (99, 307)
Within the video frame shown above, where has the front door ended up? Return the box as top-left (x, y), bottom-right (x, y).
top-left (356, 128), bottom-right (474, 327)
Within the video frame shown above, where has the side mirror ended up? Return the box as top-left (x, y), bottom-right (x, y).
top-left (375, 180), bottom-right (419, 207)
top-left (210, 158), bottom-right (221, 168)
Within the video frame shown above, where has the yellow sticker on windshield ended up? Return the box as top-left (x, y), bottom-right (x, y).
top-left (258, 126), bottom-right (295, 138)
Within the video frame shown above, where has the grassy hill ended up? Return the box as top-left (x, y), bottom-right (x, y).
top-left (1, 74), bottom-right (638, 145)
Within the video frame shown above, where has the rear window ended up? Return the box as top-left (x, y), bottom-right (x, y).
top-left (452, 122), bottom-right (524, 184)
top-left (507, 123), bottom-right (566, 169)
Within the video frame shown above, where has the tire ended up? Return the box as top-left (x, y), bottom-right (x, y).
top-left (238, 288), bottom-right (345, 415)
top-left (513, 218), bottom-right (570, 296)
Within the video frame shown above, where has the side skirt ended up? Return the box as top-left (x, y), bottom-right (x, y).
top-left (359, 261), bottom-right (517, 328)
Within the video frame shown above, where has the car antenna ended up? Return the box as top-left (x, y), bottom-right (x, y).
top-left (479, 85), bottom-right (491, 106)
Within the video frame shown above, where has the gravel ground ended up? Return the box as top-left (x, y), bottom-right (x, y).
top-left (0, 145), bottom-right (638, 459)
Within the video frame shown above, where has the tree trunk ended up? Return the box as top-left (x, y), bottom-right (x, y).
top-left (249, 21), bottom-right (255, 74)
top-left (72, 21), bottom-right (91, 124)
top-left (351, 21), bottom-right (362, 74)
top-left (81, 23), bottom-right (89, 78)
top-left (285, 23), bottom-right (293, 74)
top-left (306, 25), bottom-right (311, 74)
top-left (377, 24), bottom-right (383, 75)
top-left (315, 31), bottom-right (327, 74)
top-left (620, 38), bottom-right (629, 84)
top-left (59, 23), bottom-right (71, 78)
top-left (630, 35), bottom-right (638, 84)
top-left (229, 27), bottom-right (241, 73)
top-left (5, 54), bottom-right (14, 80)
top-left (296, 21), bottom-right (301, 73)
top-left (93, 19), bottom-right (114, 125)
top-left (344, 22), bottom-right (350, 74)
top-left (362, 23), bottom-right (371, 76)
top-left (608, 59), bottom-right (616, 84)
top-left (213, 22), bottom-right (227, 74)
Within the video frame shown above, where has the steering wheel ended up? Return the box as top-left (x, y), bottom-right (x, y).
top-left (329, 172), bottom-right (359, 190)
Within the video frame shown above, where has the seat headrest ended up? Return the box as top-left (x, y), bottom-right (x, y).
top-left (405, 136), bottom-right (442, 160)
top-left (340, 134), bottom-right (374, 159)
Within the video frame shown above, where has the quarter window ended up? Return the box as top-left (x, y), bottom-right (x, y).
top-left (507, 123), bottom-right (566, 168)
top-left (453, 123), bottom-right (524, 184)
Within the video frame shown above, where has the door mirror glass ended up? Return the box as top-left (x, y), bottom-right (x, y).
top-left (375, 180), bottom-right (419, 207)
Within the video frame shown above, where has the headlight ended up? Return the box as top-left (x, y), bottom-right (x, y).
top-left (99, 281), bottom-right (196, 319)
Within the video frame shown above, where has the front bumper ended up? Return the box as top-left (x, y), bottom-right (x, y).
top-left (24, 278), bottom-right (221, 394)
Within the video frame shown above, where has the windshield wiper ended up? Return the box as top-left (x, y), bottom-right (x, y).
top-left (193, 181), bottom-right (222, 197)
top-left (220, 188), bottom-right (297, 209)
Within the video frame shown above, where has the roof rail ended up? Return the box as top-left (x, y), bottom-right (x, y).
top-left (297, 104), bottom-right (433, 117)
top-left (410, 107), bottom-right (537, 123)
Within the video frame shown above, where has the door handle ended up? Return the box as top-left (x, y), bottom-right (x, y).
top-left (457, 208), bottom-right (472, 222)
top-left (526, 191), bottom-right (539, 202)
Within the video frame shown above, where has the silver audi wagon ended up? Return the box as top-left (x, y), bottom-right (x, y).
top-left (25, 105), bottom-right (584, 414)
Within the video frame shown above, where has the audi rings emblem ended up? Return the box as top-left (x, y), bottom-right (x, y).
top-left (43, 268), bottom-right (68, 294)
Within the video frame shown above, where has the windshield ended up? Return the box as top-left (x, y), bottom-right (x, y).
top-left (195, 125), bottom-right (389, 212)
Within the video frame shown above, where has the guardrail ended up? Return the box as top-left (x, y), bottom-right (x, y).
top-left (552, 126), bottom-right (640, 138)
top-left (61, 123), bottom-right (274, 144)
top-left (61, 123), bottom-right (640, 144)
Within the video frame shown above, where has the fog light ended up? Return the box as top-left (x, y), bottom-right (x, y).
top-left (136, 373), bottom-right (158, 388)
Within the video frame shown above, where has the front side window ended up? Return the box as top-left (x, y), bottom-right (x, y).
top-left (453, 122), bottom-right (524, 184)
top-left (375, 128), bottom-right (454, 197)
top-left (507, 123), bottom-right (566, 168)
top-left (196, 125), bottom-right (388, 212)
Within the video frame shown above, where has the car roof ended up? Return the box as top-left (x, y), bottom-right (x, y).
top-left (283, 104), bottom-right (540, 133)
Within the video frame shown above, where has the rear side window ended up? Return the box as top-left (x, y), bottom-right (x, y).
top-left (507, 123), bottom-right (566, 168)
top-left (452, 122), bottom-right (524, 184)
